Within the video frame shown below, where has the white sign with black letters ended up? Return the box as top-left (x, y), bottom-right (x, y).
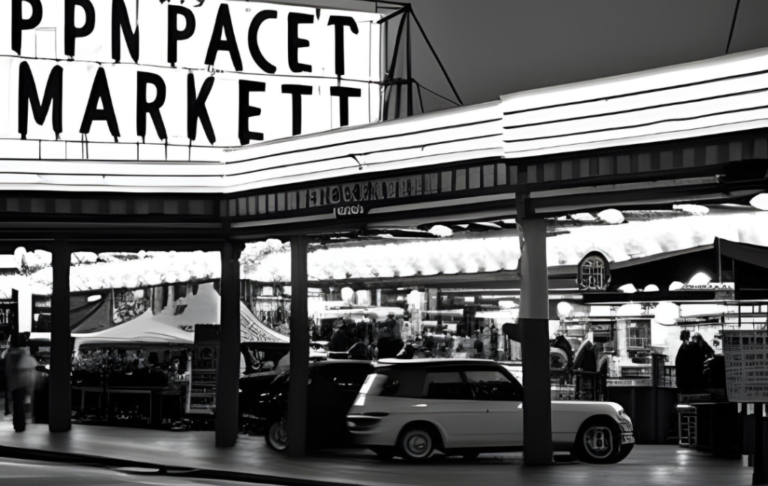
top-left (0, 0), bottom-right (381, 148)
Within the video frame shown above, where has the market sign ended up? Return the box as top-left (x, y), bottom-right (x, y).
top-left (723, 330), bottom-right (768, 402)
top-left (334, 203), bottom-right (367, 219)
top-left (2, 0), bottom-right (381, 148)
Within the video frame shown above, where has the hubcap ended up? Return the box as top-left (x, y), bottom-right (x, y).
top-left (584, 426), bottom-right (613, 459)
top-left (404, 431), bottom-right (432, 458)
top-left (270, 422), bottom-right (289, 450)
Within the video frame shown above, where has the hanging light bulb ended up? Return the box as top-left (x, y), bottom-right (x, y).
top-left (654, 302), bottom-right (680, 325)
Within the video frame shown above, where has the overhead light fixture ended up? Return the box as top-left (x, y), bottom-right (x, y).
top-left (654, 301), bottom-right (680, 325)
top-left (750, 194), bottom-right (768, 210)
top-left (597, 209), bottom-right (624, 225)
top-left (428, 225), bottom-right (453, 237)
top-left (688, 272), bottom-right (711, 286)
top-left (673, 204), bottom-right (709, 215)
top-left (618, 284), bottom-right (637, 294)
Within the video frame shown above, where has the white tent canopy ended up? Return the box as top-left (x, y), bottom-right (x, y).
top-left (74, 315), bottom-right (193, 351)
top-left (31, 283), bottom-right (288, 345)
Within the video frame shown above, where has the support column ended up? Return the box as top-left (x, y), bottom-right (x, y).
top-left (518, 217), bottom-right (553, 466)
top-left (287, 235), bottom-right (309, 456)
top-left (49, 239), bottom-right (71, 432)
top-left (215, 241), bottom-right (243, 447)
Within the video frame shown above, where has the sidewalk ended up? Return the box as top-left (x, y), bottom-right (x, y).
top-left (0, 422), bottom-right (752, 486)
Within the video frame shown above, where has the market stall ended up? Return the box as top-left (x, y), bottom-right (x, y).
top-left (71, 314), bottom-right (194, 427)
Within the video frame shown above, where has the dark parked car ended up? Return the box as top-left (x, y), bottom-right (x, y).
top-left (241, 360), bottom-right (372, 451)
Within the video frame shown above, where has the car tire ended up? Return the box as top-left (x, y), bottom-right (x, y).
top-left (398, 426), bottom-right (436, 462)
top-left (265, 420), bottom-right (289, 452)
top-left (573, 419), bottom-right (625, 464)
top-left (370, 447), bottom-right (395, 460)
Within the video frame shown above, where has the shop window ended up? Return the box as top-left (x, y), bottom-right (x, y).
top-left (577, 252), bottom-right (610, 291)
top-left (627, 321), bottom-right (651, 349)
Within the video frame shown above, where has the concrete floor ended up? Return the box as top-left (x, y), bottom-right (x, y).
top-left (0, 422), bottom-right (753, 486)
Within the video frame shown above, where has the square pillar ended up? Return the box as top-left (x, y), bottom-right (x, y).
top-left (49, 239), bottom-right (71, 433)
top-left (287, 235), bottom-right (309, 456)
top-left (215, 241), bottom-right (244, 447)
top-left (518, 217), bottom-right (554, 465)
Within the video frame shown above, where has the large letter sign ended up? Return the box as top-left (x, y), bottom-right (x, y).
top-left (0, 0), bottom-right (381, 154)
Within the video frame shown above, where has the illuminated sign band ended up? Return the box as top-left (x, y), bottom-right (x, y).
top-left (3, 0), bottom-right (381, 149)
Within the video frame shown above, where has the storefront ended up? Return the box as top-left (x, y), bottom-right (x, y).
top-left (3, 0), bottom-right (768, 463)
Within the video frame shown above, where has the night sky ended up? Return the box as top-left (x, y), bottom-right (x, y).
top-left (398, 0), bottom-right (768, 112)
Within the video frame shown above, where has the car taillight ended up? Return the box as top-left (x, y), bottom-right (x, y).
top-left (354, 394), bottom-right (366, 406)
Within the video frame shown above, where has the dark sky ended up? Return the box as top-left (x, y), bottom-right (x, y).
top-left (397, 0), bottom-right (768, 112)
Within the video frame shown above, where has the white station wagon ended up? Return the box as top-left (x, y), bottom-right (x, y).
top-left (346, 359), bottom-right (634, 463)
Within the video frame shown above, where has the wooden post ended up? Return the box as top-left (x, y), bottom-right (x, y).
top-left (215, 241), bottom-right (243, 447)
top-left (287, 235), bottom-right (309, 456)
top-left (518, 217), bottom-right (554, 466)
top-left (49, 238), bottom-right (71, 433)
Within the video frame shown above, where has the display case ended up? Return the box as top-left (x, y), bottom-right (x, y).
top-left (186, 325), bottom-right (219, 415)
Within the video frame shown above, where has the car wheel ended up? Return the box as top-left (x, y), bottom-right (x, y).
top-left (265, 420), bottom-right (289, 452)
top-left (370, 447), bottom-right (395, 460)
top-left (398, 426), bottom-right (436, 462)
top-left (574, 420), bottom-right (622, 464)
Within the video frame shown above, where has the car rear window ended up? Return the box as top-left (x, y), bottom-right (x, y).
top-left (362, 367), bottom-right (425, 398)
top-left (465, 370), bottom-right (522, 401)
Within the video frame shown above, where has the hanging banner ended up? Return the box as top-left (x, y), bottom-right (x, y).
top-left (723, 330), bottom-right (768, 402)
top-left (0, 0), bottom-right (381, 148)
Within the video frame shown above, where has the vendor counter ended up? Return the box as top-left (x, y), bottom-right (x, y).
top-left (606, 380), bottom-right (678, 444)
top-left (72, 383), bottom-right (186, 428)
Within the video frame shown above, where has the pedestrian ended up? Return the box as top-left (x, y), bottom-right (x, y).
top-left (473, 332), bottom-right (484, 358)
top-left (445, 333), bottom-right (455, 358)
top-left (5, 333), bottom-right (38, 432)
top-left (490, 324), bottom-right (499, 360)
top-left (329, 324), bottom-right (349, 352)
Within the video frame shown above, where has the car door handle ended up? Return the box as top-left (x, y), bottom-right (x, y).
top-left (412, 404), bottom-right (428, 408)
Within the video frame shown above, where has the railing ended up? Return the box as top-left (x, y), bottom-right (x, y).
top-left (550, 369), bottom-right (606, 401)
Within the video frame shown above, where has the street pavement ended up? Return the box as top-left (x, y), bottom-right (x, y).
top-left (0, 422), bottom-right (754, 486)
top-left (0, 457), bottom-right (279, 486)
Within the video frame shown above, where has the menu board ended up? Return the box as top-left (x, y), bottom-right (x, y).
top-left (723, 330), bottom-right (768, 402)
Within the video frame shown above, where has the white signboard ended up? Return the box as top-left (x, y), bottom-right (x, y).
top-left (0, 0), bottom-right (381, 149)
top-left (723, 330), bottom-right (768, 402)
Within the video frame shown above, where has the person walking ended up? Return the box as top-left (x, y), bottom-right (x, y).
top-left (5, 333), bottom-right (38, 432)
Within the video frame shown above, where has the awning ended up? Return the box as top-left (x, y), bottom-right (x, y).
top-left (718, 238), bottom-right (768, 270)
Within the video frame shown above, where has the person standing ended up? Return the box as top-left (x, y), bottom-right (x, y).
top-left (473, 332), bottom-right (484, 358)
top-left (329, 325), bottom-right (349, 352)
top-left (490, 324), bottom-right (499, 361)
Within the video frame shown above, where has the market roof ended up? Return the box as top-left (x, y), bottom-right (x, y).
top-left (3, 48), bottom-right (768, 194)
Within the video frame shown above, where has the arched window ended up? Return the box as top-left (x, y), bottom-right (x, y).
top-left (578, 253), bottom-right (610, 291)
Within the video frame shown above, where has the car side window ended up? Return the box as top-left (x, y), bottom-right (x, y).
top-left (465, 370), bottom-right (522, 401)
top-left (423, 371), bottom-right (473, 400)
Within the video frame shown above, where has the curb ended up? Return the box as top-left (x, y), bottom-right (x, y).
top-left (0, 445), bottom-right (366, 486)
